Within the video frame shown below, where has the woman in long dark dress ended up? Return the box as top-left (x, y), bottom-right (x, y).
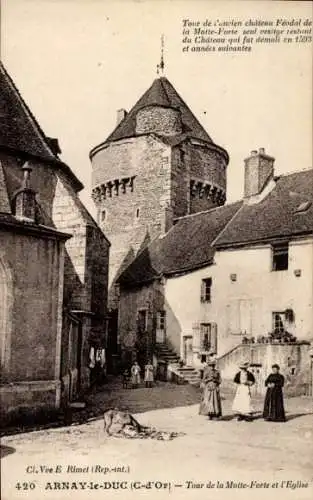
top-left (199, 360), bottom-right (222, 420)
top-left (263, 364), bottom-right (286, 422)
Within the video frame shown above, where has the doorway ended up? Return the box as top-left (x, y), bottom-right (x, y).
top-left (183, 336), bottom-right (193, 366)
top-left (137, 309), bottom-right (148, 368)
top-left (76, 322), bottom-right (83, 394)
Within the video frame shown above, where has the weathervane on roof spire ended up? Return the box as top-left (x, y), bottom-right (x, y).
top-left (156, 34), bottom-right (165, 76)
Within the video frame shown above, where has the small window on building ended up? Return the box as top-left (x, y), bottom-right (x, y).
top-left (272, 244), bottom-right (289, 271)
top-left (135, 208), bottom-right (140, 218)
top-left (156, 311), bottom-right (166, 330)
top-left (201, 278), bottom-right (212, 303)
top-left (137, 309), bottom-right (147, 333)
top-left (100, 209), bottom-right (106, 223)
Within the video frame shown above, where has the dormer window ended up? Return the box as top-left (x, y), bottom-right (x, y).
top-left (272, 243), bottom-right (289, 271)
top-left (294, 201), bottom-right (311, 214)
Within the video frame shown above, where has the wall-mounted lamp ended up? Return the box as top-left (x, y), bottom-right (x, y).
top-left (230, 273), bottom-right (237, 282)
top-left (294, 269), bottom-right (301, 277)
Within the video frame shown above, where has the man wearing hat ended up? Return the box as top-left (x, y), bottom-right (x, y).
top-left (232, 362), bottom-right (255, 421)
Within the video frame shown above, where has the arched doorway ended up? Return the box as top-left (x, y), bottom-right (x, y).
top-left (0, 255), bottom-right (13, 381)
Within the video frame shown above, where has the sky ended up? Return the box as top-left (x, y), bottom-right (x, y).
top-left (2, 0), bottom-right (312, 215)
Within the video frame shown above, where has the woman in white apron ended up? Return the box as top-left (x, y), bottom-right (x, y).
top-left (232, 362), bottom-right (255, 421)
top-left (131, 361), bottom-right (141, 388)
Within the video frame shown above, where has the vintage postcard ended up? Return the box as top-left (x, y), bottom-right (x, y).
top-left (0, 0), bottom-right (312, 499)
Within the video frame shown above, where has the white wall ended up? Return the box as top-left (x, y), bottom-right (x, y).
top-left (164, 266), bottom-right (216, 363)
top-left (164, 238), bottom-right (313, 363)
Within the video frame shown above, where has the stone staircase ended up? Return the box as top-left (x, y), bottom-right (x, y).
top-left (175, 366), bottom-right (201, 386)
top-left (155, 343), bottom-right (201, 386)
top-left (155, 342), bottom-right (180, 364)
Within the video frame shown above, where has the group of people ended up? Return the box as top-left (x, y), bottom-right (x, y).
top-left (123, 360), bottom-right (155, 388)
top-left (199, 360), bottom-right (286, 422)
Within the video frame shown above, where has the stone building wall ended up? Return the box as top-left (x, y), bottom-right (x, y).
top-left (1, 149), bottom-right (110, 416)
top-left (187, 143), bottom-right (227, 214)
top-left (171, 146), bottom-right (189, 218)
top-left (52, 172), bottom-right (110, 393)
top-left (118, 281), bottom-right (165, 365)
top-left (91, 136), bottom-right (172, 288)
top-left (0, 229), bottom-right (65, 422)
top-left (217, 342), bottom-right (312, 397)
top-left (136, 106), bottom-right (182, 136)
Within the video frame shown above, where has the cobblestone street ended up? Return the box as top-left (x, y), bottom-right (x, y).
top-left (1, 379), bottom-right (312, 500)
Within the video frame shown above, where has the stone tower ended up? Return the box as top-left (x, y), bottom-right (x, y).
top-left (90, 76), bottom-right (229, 304)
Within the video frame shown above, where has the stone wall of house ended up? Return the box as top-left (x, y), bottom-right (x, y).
top-left (118, 281), bottom-right (165, 366)
top-left (0, 230), bottom-right (64, 422)
top-left (162, 238), bottom-right (313, 388)
top-left (213, 241), bottom-right (313, 356)
top-left (53, 175), bottom-right (89, 308)
top-left (1, 150), bottom-right (110, 406)
top-left (52, 172), bottom-right (110, 394)
top-left (217, 342), bottom-right (312, 397)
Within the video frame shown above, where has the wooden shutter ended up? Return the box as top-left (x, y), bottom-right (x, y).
top-left (210, 323), bottom-right (218, 354)
top-left (200, 280), bottom-right (206, 302)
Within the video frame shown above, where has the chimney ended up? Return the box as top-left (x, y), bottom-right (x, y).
top-left (244, 147), bottom-right (275, 198)
top-left (46, 137), bottom-right (62, 155)
top-left (116, 108), bottom-right (127, 125)
top-left (14, 162), bottom-right (37, 221)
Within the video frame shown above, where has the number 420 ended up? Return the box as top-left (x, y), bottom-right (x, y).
top-left (15, 482), bottom-right (36, 490)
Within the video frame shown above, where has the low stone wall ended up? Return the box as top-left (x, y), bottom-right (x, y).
top-left (0, 380), bottom-right (61, 427)
top-left (217, 342), bottom-right (312, 397)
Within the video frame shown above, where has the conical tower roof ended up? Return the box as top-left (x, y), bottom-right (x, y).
top-left (97, 76), bottom-right (213, 148)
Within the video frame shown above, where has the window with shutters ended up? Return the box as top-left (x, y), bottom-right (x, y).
top-left (156, 311), bottom-right (166, 344)
top-left (272, 312), bottom-right (287, 334)
top-left (201, 278), bottom-right (212, 303)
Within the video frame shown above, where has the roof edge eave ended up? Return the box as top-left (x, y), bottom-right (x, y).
top-left (163, 259), bottom-right (214, 278)
top-left (214, 231), bottom-right (313, 250)
top-left (0, 215), bottom-right (72, 240)
top-left (118, 274), bottom-right (160, 288)
top-left (0, 145), bottom-right (84, 193)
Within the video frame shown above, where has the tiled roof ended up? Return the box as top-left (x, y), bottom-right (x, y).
top-left (90, 76), bottom-right (213, 154)
top-left (118, 201), bottom-right (242, 286)
top-left (118, 169), bottom-right (313, 287)
top-left (0, 62), bottom-right (83, 192)
top-left (214, 169), bottom-right (313, 248)
top-left (0, 62), bottom-right (59, 162)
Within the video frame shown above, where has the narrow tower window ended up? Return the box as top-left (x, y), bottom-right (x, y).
top-left (136, 208), bottom-right (140, 218)
top-left (101, 209), bottom-right (106, 223)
